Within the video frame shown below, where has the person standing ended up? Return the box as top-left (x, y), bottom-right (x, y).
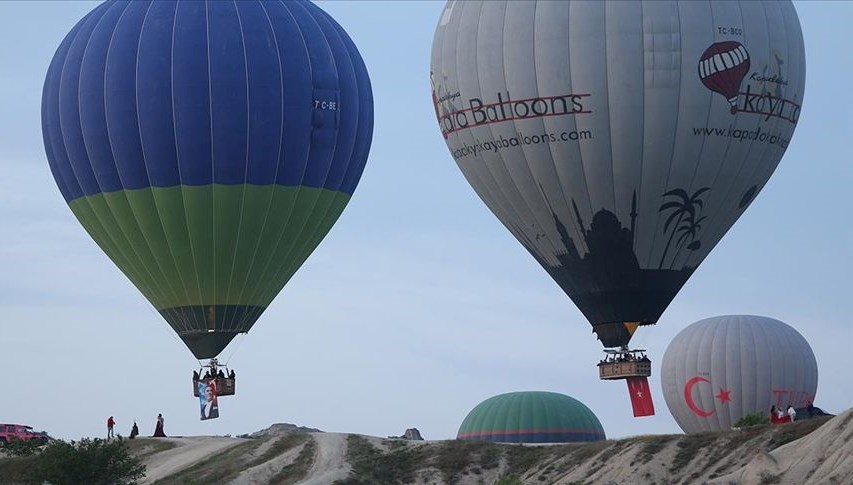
top-left (129, 421), bottom-right (139, 439)
top-left (153, 413), bottom-right (166, 437)
top-left (107, 416), bottom-right (115, 439)
top-left (787, 405), bottom-right (797, 422)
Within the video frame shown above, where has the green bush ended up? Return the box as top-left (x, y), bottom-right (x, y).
top-left (2, 437), bottom-right (46, 457)
top-left (30, 437), bottom-right (145, 485)
top-left (734, 413), bottom-right (770, 428)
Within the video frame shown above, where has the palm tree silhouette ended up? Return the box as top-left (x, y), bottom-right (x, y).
top-left (676, 213), bottom-right (707, 251)
top-left (658, 187), bottom-right (709, 269)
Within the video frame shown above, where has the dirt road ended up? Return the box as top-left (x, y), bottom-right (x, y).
top-left (140, 436), bottom-right (246, 484)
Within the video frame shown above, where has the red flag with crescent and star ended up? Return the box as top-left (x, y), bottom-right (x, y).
top-left (627, 377), bottom-right (655, 417)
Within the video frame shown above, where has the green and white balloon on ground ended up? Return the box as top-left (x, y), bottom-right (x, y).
top-left (457, 391), bottom-right (606, 443)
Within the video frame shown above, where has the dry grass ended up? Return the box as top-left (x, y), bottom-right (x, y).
top-left (336, 434), bottom-right (424, 484)
top-left (634, 434), bottom-right (676, 465)
top-left (670, 432), bottom-right (717, 472)
top-left (766, 417), bottom-right (832, 449)
top-left (245, 433), bottom-right (310, 469)
top-left (127, 437), bottom-right (178, 461)
top-left (151, 438), bottom-right (264, 485)
top-left (268, 436), bottom-right (316, 484)
top-left (432, 440), bottom-right (503, 482)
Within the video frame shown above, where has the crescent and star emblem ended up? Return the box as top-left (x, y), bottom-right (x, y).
top-left (684, 376), bottom-right (733, 417)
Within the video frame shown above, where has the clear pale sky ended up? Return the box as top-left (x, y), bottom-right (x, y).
top-left (1, 1), bottom-right (850, 441)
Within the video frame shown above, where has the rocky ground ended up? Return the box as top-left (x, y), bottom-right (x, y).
top-left (132, 408), bottom-right (851, 484)
top-left (1, 410), bottom-right (850, 484)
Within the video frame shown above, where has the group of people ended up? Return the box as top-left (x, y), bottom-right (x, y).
top-left (598, 352), bottom-right (651, 365)
top-left (105, 414), bottom-right (164, 439)
top-left (192, 368), bottom-right (236, 380)
top-left (770, 404), bottom-right (797, 424)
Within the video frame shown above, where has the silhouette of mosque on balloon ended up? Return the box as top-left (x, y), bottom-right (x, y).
top-left (514, 188), bottom-right (711, 347)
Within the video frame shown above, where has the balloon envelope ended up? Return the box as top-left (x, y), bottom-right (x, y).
top-left (457, 391), bottom-right (606, 443)
top-left (42, 0), bottom-right (373, 359)
top-left (660, 315), bottom-right (818, 433)
top-left (430, 1), bottom-right (804, 347)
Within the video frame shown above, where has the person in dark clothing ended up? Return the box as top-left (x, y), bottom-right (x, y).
top-left (193, 370), bottom-right (199, 381)
top-left (153, 413), bottom-right (166, 437)
top-left (129, 421), bottom-right (139, 439)
top-left (229, 369), bottom-right (235, 379)
top-left (217, 369), bottom-right (225, 378)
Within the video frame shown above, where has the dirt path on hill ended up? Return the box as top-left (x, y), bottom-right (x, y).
top-left (140, 436), bottom-right (246, 484)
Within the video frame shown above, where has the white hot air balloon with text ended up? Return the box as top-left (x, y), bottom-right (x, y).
top-left (430, 1), bottom-right (805, 415)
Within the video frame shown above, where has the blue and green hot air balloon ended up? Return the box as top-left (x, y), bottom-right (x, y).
top-left (42, 0), bottom-right (373, 361)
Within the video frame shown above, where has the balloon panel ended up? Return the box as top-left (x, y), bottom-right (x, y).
top-left (431, 1), bottom-right (804, 346)
top-left (42, 0), bottom-right (373, 359)
top-left (660, 315), bottom-right (818, 433)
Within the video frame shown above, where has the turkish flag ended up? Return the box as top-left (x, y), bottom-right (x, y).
top-left (627, 377), bottom-right (655, 417)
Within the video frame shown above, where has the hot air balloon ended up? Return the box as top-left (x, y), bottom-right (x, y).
top-left (430, 0), bottom-right (805, 407)
top-left (457, 391), bottom-right (606, 443)
top-left (660, 315), bottom-right (818, 433)
top-left (42, 0), bottom-right (373, 398)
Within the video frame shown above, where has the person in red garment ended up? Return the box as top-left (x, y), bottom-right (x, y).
top-left (153, 413), bottom-right (166, 437)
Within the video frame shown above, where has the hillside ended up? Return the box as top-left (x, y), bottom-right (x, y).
top-left (1, 410), bottom-right (850, 484)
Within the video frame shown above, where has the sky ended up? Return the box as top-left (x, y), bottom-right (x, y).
top-left (1, 0), bottom-right (851, 442)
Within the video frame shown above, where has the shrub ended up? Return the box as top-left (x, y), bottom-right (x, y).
top-left (338, 435), bottom-right (424, 484)
top-left (30, 437), bottom-right (145, 485)
top-left (734, 413), bottom-right (769, 428)
top-left (3, 437), bottom-right (46, 457)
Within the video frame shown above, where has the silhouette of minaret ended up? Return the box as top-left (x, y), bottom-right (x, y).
top-left (630, 190), bottom-right (638, 246)
top-left (571, 199), bottom-right (587, 236)
top-left (539, 184), bottom-right (581, 261)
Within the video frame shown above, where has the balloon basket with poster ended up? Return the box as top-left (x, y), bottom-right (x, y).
top-left (193, 358), bottom-right (235, 397)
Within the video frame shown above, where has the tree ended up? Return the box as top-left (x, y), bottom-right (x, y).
top-left (30, 437), bottom-right (145, 485)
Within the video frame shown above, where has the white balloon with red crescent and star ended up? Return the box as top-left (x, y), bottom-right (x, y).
top-left (661, 315), bottom-right (817, 433)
